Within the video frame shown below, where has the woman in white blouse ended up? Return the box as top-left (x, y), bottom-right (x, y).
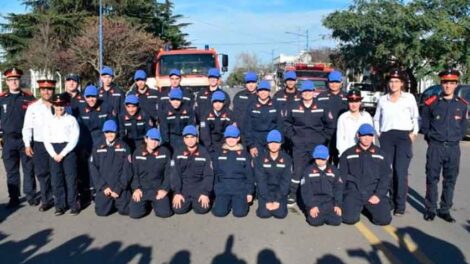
top-left (43, 94), bottom-right (80, 216)
top-left (373, 70), bottom-right (419, 216)
top-left (336, 89), bottom-right (373, 157)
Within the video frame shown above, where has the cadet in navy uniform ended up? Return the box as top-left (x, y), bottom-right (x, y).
top-left (159, 69), bottom-right (193, 110)
top-left (129, 128), bottom-right (172, 218)
top-left (254, 130), bottom-right (291, 219)
top-left (273, 71), bottom-right (300, 118)
top-left (89, 120), bottom-right (131, 216)
top-left (195, 68), bottom-right (230, 123)
top-left (99, 66), bottom-right (125, 117)
top-left (127, 70), bottom-right (159, 124)
top-left (158, 89), bottom-right (195, 151)
top-left (244, 80), bottom-right (282, 158)
top-left (212, 125), bottom-right (254, 217)
top-left (340, 124), bottom-right (392, 226)
top-left (171, 125), bottom-right (214, 214)
top-left (232, 71), bottom-right (258, 136)
top-left (61, 73), bottom-right (85, 117)
top-left (43, 94), bottom-right (80, 215)
top-left (0, 68), bottom-right (36, 208)
top-left (300, 145), bottom-right (343, 226)
top-left (200, 91), bottom-right (233, 155)
top-left (118, 94), bottom-right (153, 152)
top-left (23, 79), bottom-right (57, 212)
top-left (421, 69), bottom-right (468, 223)
top-left (284, 80), bottom-right (335, 206)
top-left (316, 70), bottom-right (348, 165)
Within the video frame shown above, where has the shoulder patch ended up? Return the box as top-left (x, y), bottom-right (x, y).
top-left (424, 95), bottom-right (438, 106)
top-left (458, 96), bottom-right (469, 105)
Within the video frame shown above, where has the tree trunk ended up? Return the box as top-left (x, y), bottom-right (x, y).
top-left (405, 68), bottom-right (418, 95)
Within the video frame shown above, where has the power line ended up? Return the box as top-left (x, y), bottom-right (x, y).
top-left (192, 41), bottom-right (298, 46)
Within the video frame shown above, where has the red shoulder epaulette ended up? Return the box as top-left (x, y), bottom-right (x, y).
top-left (458, 96), bottom-right (468, 105)
top-left (0, 92), bottom-right (8, 97)
top-left (424, 95), bottom-right (438, 106)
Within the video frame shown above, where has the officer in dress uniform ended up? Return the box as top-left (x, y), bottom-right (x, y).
top-left (195, 68), bottom-right (230, 123)
top-left (89, 120), bottom-right (132, 216)
top-left (0, 68), bottom-right (36, 208)
top-left (233, 71), bottom-right (258, 138)
top-left (127, 70), bottom-right (159, 124)
top-left (99, 66), bottom-right (125, 117)
top-left (421, 68), bottom-right (468, 223)
top-left (340, 124), bottom-right (392, 226)
top-left (129, 128), bottom-right (173, 218)
top-left (171, 125), bottom-right (214, 214)
top-left (254, 130), bottom-right (292, 219)
top-left (61, 73), bottom-right (85, 117)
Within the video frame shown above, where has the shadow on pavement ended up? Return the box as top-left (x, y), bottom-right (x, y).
top-left (257, 248), bottom-right (282, 264)
top-left (316, 254), bottom-right (346, 263)
top-left (407, 187), bottom-right (426, 214)
top-left (464, 220), bottom-right (470, 234)
top-left (211, 234), bottom-right (246, 264)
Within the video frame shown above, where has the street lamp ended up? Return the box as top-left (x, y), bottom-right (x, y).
top-left (285, 30), bottom-right (309, 50)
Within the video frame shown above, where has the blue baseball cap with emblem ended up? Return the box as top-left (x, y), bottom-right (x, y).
top-left (211, 90), bottom-right (225, 102)
top-left (134, 70), bottom-right (147, 81)
top-left (208, 68), bottom-right (221, 78)
top-left (357, 123), bottom-right (375, 136)
top-left (299, 80), bottom-right (315, 92)
top-left (101, 66), bottom-right (114, 76)
top-left (244, 71), bottom-right (258, 83)
top-left (169, 69), bottom-right (181, 77)
top-left (146, 128), bottom-right (161, 141)
top-left (328, 70), bottom-right (342, 82)
top-left (257, 80), bottom-right (271, 91)
top-left (182, 125), bottom-right (198, 136)
top-left (84, 85), bottom-right (98, 97)
top-left (125, 94), bottom-right (139, 105)
top-left (284, 71), bottom-right (297, 81)
top-left (224, 125), bottom-right (240, 138)
top-left (266, 129), bottom-right (282, 143)
top-left (169, 88), bottom-right (183, 100)
top-left (102, 120), bottom-right (118, 133)
top-left (312, 145), bottom-right (329, 159)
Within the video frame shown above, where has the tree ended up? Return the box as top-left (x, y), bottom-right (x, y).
top-left (226, 53), bottom-right (270, 87)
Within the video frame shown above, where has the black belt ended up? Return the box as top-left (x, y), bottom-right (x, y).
top-left (430, 141), bottom-right (459, 147)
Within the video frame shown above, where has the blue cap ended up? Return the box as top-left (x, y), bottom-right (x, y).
top-left (84, 85), bottom-right (98, 97)
top-left (284, 71), bottom-right (297, 81)
top-left (257, 80), bottom-right (271, 91)
top-left (266, 130), bottom-right (282, 143)
top-left (169, 69), bottom-right (181, 77)
top-left (182, 125), bottom-right (198, 136)
top-left (299, 80), bottom-right (315, 92)
top-left (357, 124), bottom-right (375, 136)
top-left (211, 91), bottom-right (225, 102)
top-left (65, 73), bottom-right (80, 83)
top-left (134, 70), bottom-right (147, 81)
top-left (125, 94), bottom-right (139, 105)
top-left (169, 88), bottom-right (183, 100)
top-left (328, 70), bottom-right (342, 82)
top-left (146, 128), bottom-right (161, 141)
top-left (101, 66), bottom-right (114, 76)
top-left (312, 145), bottom-right (329, 159)
top-left (224, 125), bottom-right (240, 138)
top-left (208, 68), bottom-right (221, 78)
top-left (102, 120), bottom-right (118, 132)
top-left (244, 71), bottom-right (258, 83)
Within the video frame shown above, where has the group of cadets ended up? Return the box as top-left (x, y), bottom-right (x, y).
top-left (0, 65), bottom-right (467, 226)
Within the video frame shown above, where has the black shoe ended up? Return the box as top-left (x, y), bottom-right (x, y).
top-left (38, 202), bottom-right (53, 212)
top-left (69, 209), bottom-right (80, 216)
top-left (287, 194), bottom-right (296, 207)
top-left (6, 198), bottom-right (20, 209)
top-left (423, 211), bottom-right (436, 221)
top-left (27, 198), bottom-right (39, 207)
top-left (438, 212), bottom-right (456, 223)
top-left (54, 208), bottom-right (65, 216)
top-left (393, 209), bottom-right (405, 216)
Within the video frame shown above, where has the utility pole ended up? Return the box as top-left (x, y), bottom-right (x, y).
top-left (285, 29), bottom-right (309, 51)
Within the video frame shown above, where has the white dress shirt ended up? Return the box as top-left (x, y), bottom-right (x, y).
top-left (336, 110), bottom-right (373, 157)
top-left (43, 113), bottom-right (80, 158)
top-left (22, 99), bottom-right (53, 147)
top-left (373, 92), bottom-right (419, 135)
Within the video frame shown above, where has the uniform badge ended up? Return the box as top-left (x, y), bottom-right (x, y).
top-left (436, 115), bottom-right (440, 120)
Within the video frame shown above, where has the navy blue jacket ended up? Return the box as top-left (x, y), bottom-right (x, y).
top-left (244, 98), bottom-right (283, 150)
top-left (158, 86), bottom-right (194, 110)
top-left (61, 91), bottom-right (86, 118)
top-left (158, 102), bottom-right (195, 147)
top-left (316, 90), bottom-right (349, 122)
top-left (0, 90), bottom-right (35, 137)
top-left (300, 163), bottom-right (343, 209)
top-left (98, 84), bottom-right (125, 117)
top-left (131, 145), bottom-right (171, 192)
top-left (273, 89), bottom-right (301, 119)
top-left (77, 102), bottom-right (112, 150)
top-left (232, 89), bottom-right (257, 131)
top-left (127, 85), bottom-right (159, 122)
top-left (213, 147), bottom-right (255, 195)
top-left (200, 109), bottom-right (234, 154)
top-left (118, 109), bottom-right (153, 144)
top-left (254, 151), bottom-right (292, 202)
top-left (194, 87), bottom-right (231, 123)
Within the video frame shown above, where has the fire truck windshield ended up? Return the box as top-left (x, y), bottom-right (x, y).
top-left (295, 70), bottom-right (329, 79)
top-left (159, 54), bottom-right (216, 75)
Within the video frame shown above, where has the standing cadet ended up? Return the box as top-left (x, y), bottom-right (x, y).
top-left (212, 125), bottom-right (255, 217)
top-left (129, 128), bottom-right (172, 218)
top-left (159, 89), bottom-right (195, 151)
top-left (23, 79), bottom-right (56, 212)
top-left (159, 69), bottom-right (193, 110)
top-left (195, 68), bottom-right (230, 123)
top-left (127, 70), bottom-right (159, 123)
top-left (99, 66), bottom-right (125, 117)
top-left (421, 69), bottom-right (468, 223)
top-left (61, 73), bottom-right (85, 117)
top-left (244, 80), bottom-right (282, 158)
top-left (89, 120), bottom-right (132, 216)
top-left (340, 124), bottom-right (392, 226)
top-left (316, 70), bottom-right (348, 165)
top-left (171, 125), bottom-right (213, 215)
top-left (232, 71), bottom-right (258, 137)
top-left (300, 145), bottom-right (343, 226)
top-left (254, 130), bottom-right (291, 219)
top-left (374, 70), bottom-right (419, 216)
top-left (273, 71), bottom-right (300, 118)
top-left (118, 94), bottom-right (153, 152)
top-left (284, 80), bottom-right (335, 206)
top-left (0, 68), bottom-right (36, 208)
top-left (200, 91), bottom-right (234, 156)
top-left (43, 94), bottom-right (80, 215)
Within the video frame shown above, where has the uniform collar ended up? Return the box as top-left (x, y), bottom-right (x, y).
top-left (183, 147), bottom-right (199, 156)
top-left (354, 144), bottom-right (377, 154)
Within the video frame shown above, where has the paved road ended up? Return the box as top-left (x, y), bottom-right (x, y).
top-left (0, 136), bottom-right (469, 264)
